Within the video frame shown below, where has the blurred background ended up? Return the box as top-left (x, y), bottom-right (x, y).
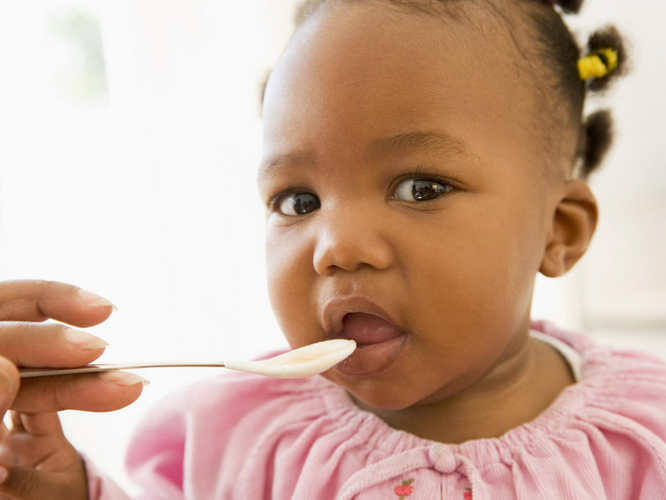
top-left (0, 0), bottom-right (664, 494)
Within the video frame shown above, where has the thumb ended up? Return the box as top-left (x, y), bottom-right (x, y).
top-left (0, 465), bottom-right (87, 500)
top-left (0, 357), bottom-right (19, 416)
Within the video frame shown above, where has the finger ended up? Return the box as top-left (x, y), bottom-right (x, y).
top-left (12, 371), bottom-right (147, 413)
top-left (11, 412), bottom-right (63, 439)
top-left (0, 322), bottom-right (107, 368)
top-left (0, 358), bottom-right (19, 417)
top-left (0, 464), bottom-right (87, 500)
top-left (8, 412), bottom-right (23, 433)
top-left (0, 280), bottom-right (116, 327)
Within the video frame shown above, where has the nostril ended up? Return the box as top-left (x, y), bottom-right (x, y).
top-left (313, 238), bottom-right (393, 275)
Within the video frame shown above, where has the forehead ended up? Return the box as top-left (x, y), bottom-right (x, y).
top-left (261, 2), bottom-right (542, 175)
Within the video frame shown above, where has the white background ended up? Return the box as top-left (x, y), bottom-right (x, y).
top-left (0, 0), bottom-right (664, 494)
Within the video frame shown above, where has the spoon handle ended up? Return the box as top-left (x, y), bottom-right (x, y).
top-left (19, 362), bottom-right (227, 378)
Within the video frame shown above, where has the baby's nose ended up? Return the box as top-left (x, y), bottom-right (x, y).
top-left (312, 203), bottom-right (394, 275)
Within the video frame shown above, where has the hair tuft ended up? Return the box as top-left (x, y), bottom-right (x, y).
top-left (587, 25), bottom-right (627, 92)
top-left (556, 0), bottom-right (584, 15)
top-left (581, 110), bottom-right (613, 178)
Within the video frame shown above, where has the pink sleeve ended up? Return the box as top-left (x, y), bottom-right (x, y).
top-left (124, 397), bottom-right (187, 500)
top-left (81, 395), bottom-right (188, 500)
top-left (122, 371), bottom-right (287, 499)
top-left (80, 391), bottom-right (189, 500)
top-left (83, 454), bottom-right (133, 500)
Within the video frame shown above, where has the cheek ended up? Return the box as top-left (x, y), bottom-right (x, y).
top-left (265, 227), bottom-right (317, 347)
top-left (402, 195), bottom-right (541, 337)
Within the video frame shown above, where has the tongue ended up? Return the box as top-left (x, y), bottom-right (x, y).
top-left (342, 313), bottom-right (403, 345)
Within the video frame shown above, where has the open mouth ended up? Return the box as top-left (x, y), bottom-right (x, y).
top-left (341, 312), bottom-right (404, 345)
top-left (334, 312), bottom-right (408, 377)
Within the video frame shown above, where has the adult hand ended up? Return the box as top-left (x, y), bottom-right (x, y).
top-left (0, 280), bottom-right (146, 498)
top-left (0, 408), bottom-right (88, 500)
top-left (0, 280), bottom-right (145, 413)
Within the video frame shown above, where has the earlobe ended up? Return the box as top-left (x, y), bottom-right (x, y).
top-left (540, 179), bottom-right (598, 278)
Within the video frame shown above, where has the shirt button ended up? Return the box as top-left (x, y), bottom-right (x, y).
top-left (428, 445), bottom-right (459, 473)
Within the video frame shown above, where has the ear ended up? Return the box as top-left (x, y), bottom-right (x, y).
top-left (540, 179), bottom-right (598, 278)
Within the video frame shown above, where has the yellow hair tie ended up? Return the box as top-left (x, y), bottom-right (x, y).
top-left (578, 48), bottom-right (618, 80)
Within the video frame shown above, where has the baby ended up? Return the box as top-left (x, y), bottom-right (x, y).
top-left (1, 0), bottom-right (665, 498)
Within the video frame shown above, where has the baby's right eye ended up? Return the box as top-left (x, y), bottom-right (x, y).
top-left (275, 191), bottom-right (321, 216)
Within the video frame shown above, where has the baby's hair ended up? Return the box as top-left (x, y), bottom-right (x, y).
top-left (264, 0), bottom-right (628, 179)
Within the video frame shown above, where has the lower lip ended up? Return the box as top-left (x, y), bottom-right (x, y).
top-left (333, 334), bottom-right (408, 378)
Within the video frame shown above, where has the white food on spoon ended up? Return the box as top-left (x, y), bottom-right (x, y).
top-left (225, 339), bottom-right (357, 378)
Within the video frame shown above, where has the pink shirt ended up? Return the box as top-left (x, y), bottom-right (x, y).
top-left (86, 321), bottom-right (666, 499)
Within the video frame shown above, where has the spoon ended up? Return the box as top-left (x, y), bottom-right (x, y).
top-left (18, 339), bottom-right (356, 379)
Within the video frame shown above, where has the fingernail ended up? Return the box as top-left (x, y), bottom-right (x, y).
top-left (77, 289), bottom-right (118, 311)
top-left (100, 371), bottom-right (150, 387)
top-left (64, 328), bottom-right (110, 350)
top-left (0, 465), bottom-right (7, 484)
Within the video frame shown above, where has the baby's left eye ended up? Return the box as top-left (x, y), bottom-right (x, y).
top-left (394, 179), bottom-right (452, 202)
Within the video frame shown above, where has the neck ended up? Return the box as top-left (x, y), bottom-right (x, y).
top-left (352, 335), bottom-right (575, 444)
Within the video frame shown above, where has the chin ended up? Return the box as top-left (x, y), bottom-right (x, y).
top-left (343, 383), bottom-right (426, 412)
top-left (363, 398), bottom-right (417, 412)
top-left (322, 368), bottom-right (451, 411)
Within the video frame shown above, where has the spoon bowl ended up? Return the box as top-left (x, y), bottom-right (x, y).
top-left (225, 338), bottom-right (356, 377)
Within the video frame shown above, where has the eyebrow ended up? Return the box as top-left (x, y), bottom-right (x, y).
top-left (258, 130), bottom-right (475, 178)
top-left (365, 130), bottom-right (475, 162)
top-left (258, 150), bottom-right (316, 179)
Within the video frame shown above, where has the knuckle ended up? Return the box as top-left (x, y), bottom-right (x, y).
top-left (39, 280), bottom-right (59, 301)
top-left (15, 468), bottom-right (39, 497)
top-left (22, 376), bottom-right (67, 413)
top-left (0, 321), bottom-right (66, 337)
top-left (0, 322), bottom-right (35, 347)
top-left (3, 322), bottom-right (31, 336)
top-left (35, 279), bottom-right (69, 305)
top-left (1, 466), bottom-right (41, 498)
top-left (53, 323), bottom-right (71, 337)
top-left (52, 378), bottom-right (72, 412)
top-left (40, 280), bottom-right (59, 289)
top-left (0, 298), bottom-right (44, 324)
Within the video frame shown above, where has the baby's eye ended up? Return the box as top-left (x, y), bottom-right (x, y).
top-left (276, 192), bottom-right (321, 216)
top-left (394, 178), bottom-right (452, 202)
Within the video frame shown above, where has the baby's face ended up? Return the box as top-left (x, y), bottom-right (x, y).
top-left (258, 3), bottom-right (559, 409)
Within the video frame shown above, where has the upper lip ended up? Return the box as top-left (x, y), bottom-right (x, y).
top-left (321, 296), bottom-right (403, 338)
